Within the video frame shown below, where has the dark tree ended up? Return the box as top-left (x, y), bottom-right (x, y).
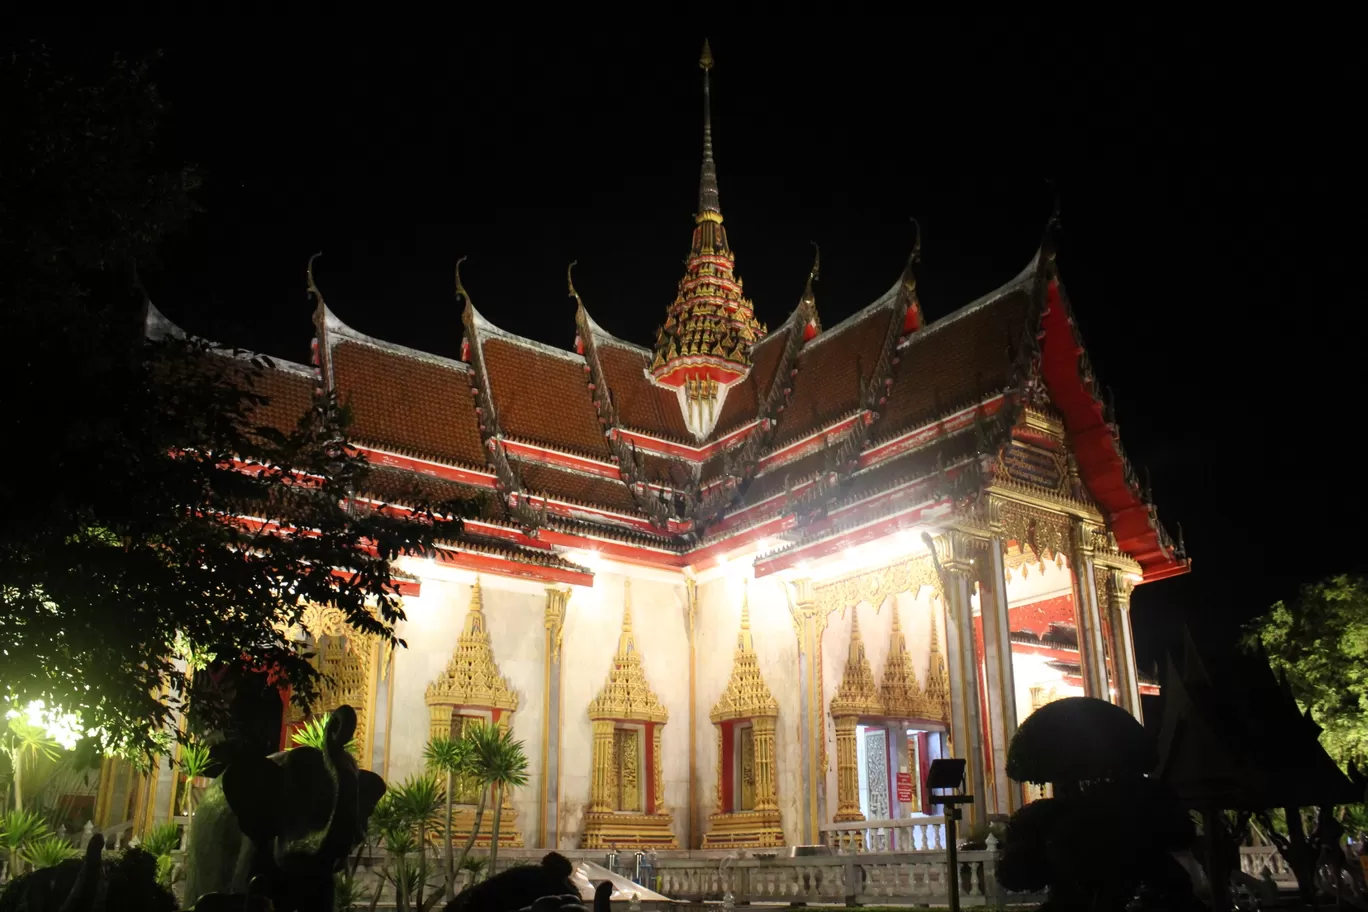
top-left (0, 47), bottom-right (464, 758)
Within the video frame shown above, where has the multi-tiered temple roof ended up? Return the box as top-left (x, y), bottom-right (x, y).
top-left (145, 44), bottom-right (1189, 590)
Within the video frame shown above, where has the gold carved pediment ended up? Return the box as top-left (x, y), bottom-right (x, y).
top-left (589, 581), bottom-right (668, 724)
top-left (711, 584), bottom-right (778, 723)
top-left (426, 577), bottom-right (519, 714)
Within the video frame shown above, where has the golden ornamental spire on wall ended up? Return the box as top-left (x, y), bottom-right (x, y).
top-left (879, 602), bottom-right (927, 719)
top-left (588, 580), bottom-right (668, 723)
top-left (711, 582), bottom-right (778, 722)
top-left (922, 606), bottom-right (951, 723)
top-left (426, 576), bottom-right (519, 713)
top-left (830, 606), bottom-right (881, 719)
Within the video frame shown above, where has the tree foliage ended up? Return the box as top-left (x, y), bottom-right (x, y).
top-left (0, 47), bottom-right (465, 759)
top-left (1245, 575), bottom-right (1368, 768)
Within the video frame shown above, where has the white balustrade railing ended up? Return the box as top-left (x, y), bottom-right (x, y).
top-left (655, 849), bottom-right (1012, 906)
top-left (819, 815), bottom-right (947, 853)
top-left (1239, 845), bottom-right (1297, 884)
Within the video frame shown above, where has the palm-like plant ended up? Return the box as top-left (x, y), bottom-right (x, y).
top-left (291, 714), bottom-right (360, 756)
top-left (423, 734), bottom-right (471, 901)
top-left (391, 773), bottom-right (443, 911)
top-left (178, 739), bottom-right (212, 851)
top-left (141, 821), bottom-right (182, 858)
top-left (450, 723), bottom-right (493, 883)
top-left (20, 835), bottom-right (78, 870)
top-left (466, 723), bottom-right (529, 880)
top-left (0, 808), bottom-right (51, 878)
top-left (2, 717), bottom-right (61, 812)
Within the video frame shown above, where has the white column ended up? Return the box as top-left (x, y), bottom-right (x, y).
top-left (1069, 521), bottom-right (1110, 700)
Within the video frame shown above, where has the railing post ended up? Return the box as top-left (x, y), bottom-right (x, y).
top-left (844, 855), bottom-right (859, 906)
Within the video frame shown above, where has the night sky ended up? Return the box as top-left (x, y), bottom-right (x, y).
top-left (29, 23), bottom-right (1364, 670)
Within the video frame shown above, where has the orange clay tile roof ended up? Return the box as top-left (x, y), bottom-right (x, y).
top-left (481, 338), bottom-right (610, 460)
top-left (709, 326), bottom-right (788, 441)
top-left (332, 341), bottom-right (486, 468)
top-left (876, 289), bottom-right (1030, 443)
top-left (772, 307), bottom-right (895, 447)
top-left (516, 461), bottom-right (641, 516)
top-left (597, 343), bottom-right (693, 442)
top-left (244, 361), bottom-right (315, 435)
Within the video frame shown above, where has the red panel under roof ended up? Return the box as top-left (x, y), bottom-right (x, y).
top-left (332, 341), bottom-right (486, 469)
top-left (482, 338), bottom-right (610, 460)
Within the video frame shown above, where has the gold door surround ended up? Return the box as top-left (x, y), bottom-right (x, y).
top-left (424, 577), bottom-right (523, 847)
top-left (582, 581), bottom-right (678, 848)
top-left (704, 584), bottom-right (783, 848)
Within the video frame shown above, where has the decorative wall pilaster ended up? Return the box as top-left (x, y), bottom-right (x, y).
top-left (752, 716), bottom-right (778, 812)
top-left (832, 716), bottom-right (863, 822)
top-left (785, 577), bottom-right (829, 844)
top-left (928, 530), bottom-right (988, 828)
top-left (685, 577), bottom-right (699, 848)
top-left (1069, 521), bottom-right (1110, 699)
top-left (979, 505), bottom-right (1020, 815)
top-left (1106, 570), bottom-right (1142, 720)
top-left (590, 719), bottom-right (616, 813)
top-left (540, 586), bottom-right (569, 848)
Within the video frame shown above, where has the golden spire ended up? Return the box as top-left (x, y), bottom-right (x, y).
top-left (737, 579), bottom-right (753, 652)
top-left (831, 606), bottom-right (881, 718)
top-left (880, 604), bottom-right (925, 719)
top-left (697, 39), bottom-right (720, 223)
top-left (425, 575), bottom-right (518, 713)
top-left (618, 579), bottom-right (635, 654)
top-left (923, 607), bottom-right (951, 723)
top-left (710, 580), bottom-right (778, 722)
top-left (589, 579), bottom-right (668, 723)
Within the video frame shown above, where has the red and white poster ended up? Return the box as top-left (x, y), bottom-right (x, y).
top-left (896, 772), bottom-right (914, 803)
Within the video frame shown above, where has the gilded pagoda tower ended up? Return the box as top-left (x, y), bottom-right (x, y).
top-left (649, 40), bottom-right (766, 439)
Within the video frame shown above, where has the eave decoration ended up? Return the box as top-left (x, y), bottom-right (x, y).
top-left (582, 581), bottom-right (678, 848)
top-left (703, 583), bottom-right (783, 848)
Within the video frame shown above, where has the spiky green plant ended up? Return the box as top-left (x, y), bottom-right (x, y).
top-left (140, 821), bottom-right (182, 858)
top-left (0, 808), bottom-right (51, 876)
top-left (2, 717), bottom-right (61, 812)
top-left (391, 773), bottom-right (443, 910)
top-left (334, 869), bottom-right (366, 912)
top-left (423, 733), bottom-right (472, 901)
top-left (20, 834), bottom-right (78, 870)
top-left (466, 723), bottom-right (529, 881)
top-left (291, 713), bottom-right (361, 756)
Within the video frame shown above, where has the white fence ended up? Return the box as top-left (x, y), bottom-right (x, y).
top-left (656, 850), bottom-right (1013, 906)
top-left (1239, 845), bottom-right (1298, 885)
top-left (820, 815), bottom-right (948, 853)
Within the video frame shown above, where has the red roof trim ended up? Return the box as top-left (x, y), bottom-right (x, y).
top-left (433, 543), bottom-right (593, 586)
top-left (356, 446), bottom-right (497, 490)
top-left (613, 421), bottom-right (759, 462)
top-left (1038, 279), bottom-right (1189, 583)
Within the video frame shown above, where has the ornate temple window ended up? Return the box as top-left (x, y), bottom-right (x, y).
top-left (703, 586), bottom-right (783, 848)
top-left (582, 581), bottom-right (678, 848)
top-left (281, 604), bottom-right (388, 768)
top-left (831, 600), bottom-right (952, 844)
top-left (424, 577), bottom-right (524, 847)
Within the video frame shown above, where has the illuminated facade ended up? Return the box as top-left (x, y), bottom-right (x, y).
top-left (109, 42), bottom-right (1187, 848)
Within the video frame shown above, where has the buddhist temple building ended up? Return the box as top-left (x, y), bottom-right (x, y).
top-left (103, 41), bottom-right (1187, 848)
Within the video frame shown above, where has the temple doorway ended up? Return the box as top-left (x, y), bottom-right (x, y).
top-left (855, 723), bottom-right (947, 819)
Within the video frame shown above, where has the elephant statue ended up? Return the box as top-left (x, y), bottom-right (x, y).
top-left (183, 704), bottom-right (385, 912)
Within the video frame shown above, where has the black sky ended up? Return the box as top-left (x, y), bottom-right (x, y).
top-left (31, 22), bottom-right (1365, 669)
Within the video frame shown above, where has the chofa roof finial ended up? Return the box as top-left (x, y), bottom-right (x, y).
top-left (801, 241), bottom-right (821, 306)
top-left (306, 251), bottom-right (324, 304)
top-left (567, 260), bottom-right (582, 309)
top-left (454, 255), bottom-right (473, 309)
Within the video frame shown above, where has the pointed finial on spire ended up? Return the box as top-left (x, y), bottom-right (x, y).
top-left (567, 260), bottom-right (582, 309)
top-left (454, 255), bottom-right (473, 309)
top-left (801, 241), bottom-right (821, 306)
top-left (740, 579), bottom-right (751, 630)
top-left (306, 251), bottom-right (324, 304)
top-left (623, 579), bottom-right (633, 631)
top-left (697, 40), bottom-right (721, 222)
top-left (929, 607), bottom-right (940, 654)
top-left (891, 603), bottom-right (902, 633)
